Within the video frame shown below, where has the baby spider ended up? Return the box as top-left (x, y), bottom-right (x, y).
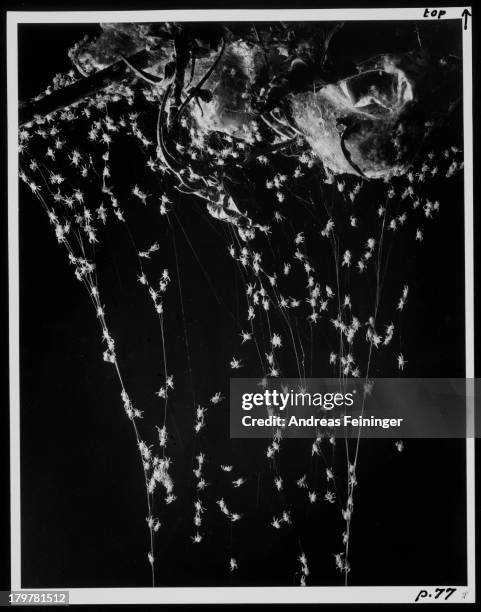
top-left (324, 491), bottom-right (335, 503)
top-left (271, 333), bottom-right (282, 348)
top-left (196, 478), bottom-right (209, 491)
top-left (296, 474), bottom-right (307, 489)
top-left (240, 331), bottom-right (252, 343)
top-left (308, 312), bottom-right (319, 324)
top-left (230, 357), bottom-right (242, 369)
top-left (258, 377), bottom-right (268, 389)
top-left (342, 250), bottom-right (352, 267)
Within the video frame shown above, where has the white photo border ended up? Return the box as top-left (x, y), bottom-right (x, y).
top-left (8, 7), bottom-right (475, 604)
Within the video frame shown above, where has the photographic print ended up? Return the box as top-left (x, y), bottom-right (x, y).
top-left (8, 7), bottom-right (475, 605)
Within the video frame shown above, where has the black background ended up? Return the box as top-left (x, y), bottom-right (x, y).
top-left (1, 2), bottom-right (479, 600)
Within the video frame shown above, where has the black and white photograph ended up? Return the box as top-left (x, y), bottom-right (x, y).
top-left (6, 5), bottom-right (476, 606)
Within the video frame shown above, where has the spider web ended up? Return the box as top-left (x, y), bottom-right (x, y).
top-left (18, 58), bottom-right (463, 587)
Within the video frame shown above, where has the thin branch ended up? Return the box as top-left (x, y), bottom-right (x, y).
top-left (19, 50), bottom-right (153, 126)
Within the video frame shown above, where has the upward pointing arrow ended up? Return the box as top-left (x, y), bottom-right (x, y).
top-left (462, 8), bottom-right (472, 30)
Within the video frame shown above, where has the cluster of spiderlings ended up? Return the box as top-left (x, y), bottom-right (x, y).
top-left (298, 552), bottom-right (310, 587)
top-left (217, 139), bottom-right (462, 580)
top-left (18, 76), bottom-right (179, 585)
top-left (19, 59), bottom-right (463, 586)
